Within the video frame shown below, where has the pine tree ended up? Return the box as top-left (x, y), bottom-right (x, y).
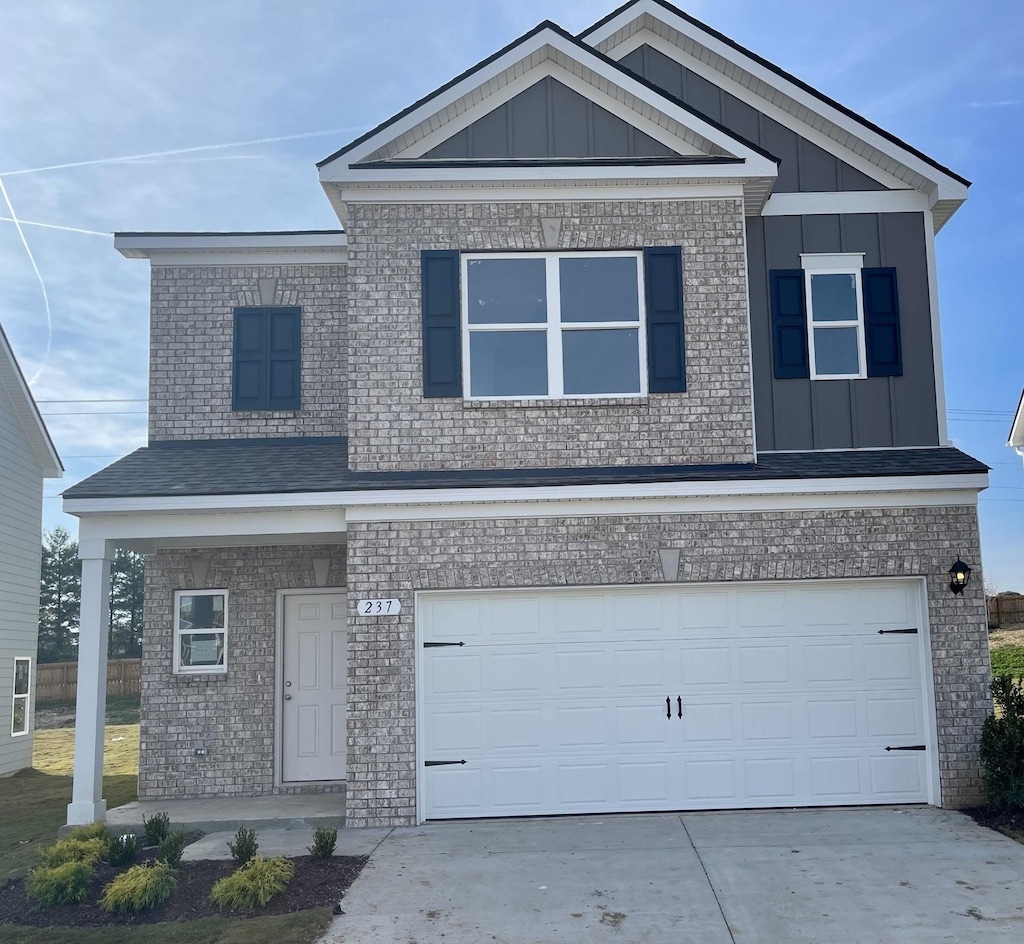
top-left (38, 527), bottom-right (81, 663)
top-left (109, 548), bottom-right (146, 658)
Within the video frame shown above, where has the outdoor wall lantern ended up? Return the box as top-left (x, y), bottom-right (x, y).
top-left (948, 556), bottom-right (971, 596)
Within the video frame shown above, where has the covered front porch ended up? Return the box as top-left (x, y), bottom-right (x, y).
top-left (64, 501), bottom-right (348, 827)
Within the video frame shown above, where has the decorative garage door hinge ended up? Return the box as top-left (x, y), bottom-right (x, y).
top-left (425, 760), bottom-right (467, 766)
top-left (877, 628), bottom-right (918, 634)
top-left (423, 641), bottom-right (465, 648)
top-left (885, 745), bottom-right (926, 751)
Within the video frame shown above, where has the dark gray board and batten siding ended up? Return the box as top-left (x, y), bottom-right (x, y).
top-left (618, 44), bottom-right (885, 193)
top-left (748, 212), bottom-right (938, 450)
top-left (425, 75), bottom-right (681, 160)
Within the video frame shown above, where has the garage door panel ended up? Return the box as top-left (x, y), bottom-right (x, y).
top-left (421, 580), bottom-right (931, 818)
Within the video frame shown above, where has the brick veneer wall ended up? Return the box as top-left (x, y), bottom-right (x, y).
top-left (345, 504), bottom-right (988, 827)
top-left (344, 199), bottom-right (754, 471)
top-left (138, 545), bottom-right (346, 799)
top-left (148, 264), bottom-right (347, 441)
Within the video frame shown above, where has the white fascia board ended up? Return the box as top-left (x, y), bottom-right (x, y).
top-left (923, 209), bottom-right (950, 445)
top-left (588, 5), bottom-right (969, 205)
top-left (115, 232), bottom-right (348, 264)
top-left (63, 472), bottom-right (989, 518)
top-left (319, 27), bottom-right (777, 184)
top-left (762, 191), bottom-right (928, 217)
top-left (1009, 390), bottom-right (1024, 447)
top-left (0, 325), bottom-right (63, 477)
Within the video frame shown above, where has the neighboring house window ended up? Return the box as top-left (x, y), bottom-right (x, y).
top-left (173, 590), bottom-right (228, 674)
top-left (232, 307), bottom-right (302, 411)
top-left (801, 253), bottom-right (866, 380)
top-left (11, 658), bottom-right (30, 736)
top-left (462, 252), bottom-right (647, 399)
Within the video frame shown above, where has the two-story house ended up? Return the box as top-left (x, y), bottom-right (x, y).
top-left (63, 0), bottom-right (990, 829)
top-left (0, 323), bottom-right (63, 776)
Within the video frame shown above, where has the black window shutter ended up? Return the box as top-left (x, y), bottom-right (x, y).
top-left (862, 268), bottom-right (903, 377)
top-left (421, 250), bottom-right (462, 398)
top-left (233, 309), bottom-right (267, 410)
top-left (267, 308), bottom-right (302, 409)
top-left (769, 270), bottom-right (809, 379)
top-left (643, 247), bottom-right (686, 393)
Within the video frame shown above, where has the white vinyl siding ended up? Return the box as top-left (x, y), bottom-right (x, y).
top-left (419, 580), bottom-right (932, 820)
top-left (0, 386), bottom-right (44, 774)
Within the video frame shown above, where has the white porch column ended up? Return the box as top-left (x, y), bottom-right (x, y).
top-left (66, 538), bottom-right (113, 826)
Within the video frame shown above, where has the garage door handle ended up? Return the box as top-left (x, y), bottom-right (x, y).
top-left (677, 696), bottom-right (683, 719)
top-left (666, 697), bottom-right (671, 719)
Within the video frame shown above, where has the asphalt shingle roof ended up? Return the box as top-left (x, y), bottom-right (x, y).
top-left (62, 437), bottom-right (988, 501)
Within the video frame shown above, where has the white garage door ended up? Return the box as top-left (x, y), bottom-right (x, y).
top-left (419, 580), bottom-right (933, 819)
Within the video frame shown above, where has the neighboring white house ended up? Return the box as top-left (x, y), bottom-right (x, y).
top-left (1010, 389), bottom-right (1024, 470)
top-left (0, 323), bottom-right (63, 776)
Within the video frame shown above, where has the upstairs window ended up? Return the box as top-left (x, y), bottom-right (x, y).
top-left (802, 254), bottom-right (866, 380)
top-left (232, 307), bottom-right (301, 411)
top-left (462, 252), bottom-right (647, 399)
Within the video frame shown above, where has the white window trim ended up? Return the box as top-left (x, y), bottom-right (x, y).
top-left (801, 252), bottom-right (866, 381)
top-left (461, 250), bottom-right (648, 401)
top-left (173, 589), bottom-right (229, 675)
top-left (11, 657), bottom-right (30, 737)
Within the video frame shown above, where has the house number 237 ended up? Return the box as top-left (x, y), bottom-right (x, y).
top-left (357, 599), bottom-right (402, 616)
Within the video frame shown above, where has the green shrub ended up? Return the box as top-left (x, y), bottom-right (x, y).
top-left (980, 674), bottom-right (1024, 810)
top-left (25, 861), bottom-right (93, 909)
top-left (308, 826), bottom-right (337, 860)
top-left (106, 833), bottom-right (140, 867)
top-left (65, 822), bottom-right (110, 843)
top-left (38, 837), bottom-right (107, 869)
top-left (159, 830), bottom-right (188, 868)
top-left (142, 811), bottom-right (171, 846)
top-left (227, 826), bottom-right (259, 865)
top-left (992, 645), bottom-right (1024, 680)
top-left (209, 856), bottom-right (294, 910)
top-left (99, 861), bottom-right (178, 914)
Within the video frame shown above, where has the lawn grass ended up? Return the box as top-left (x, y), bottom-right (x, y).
top-left (0, 906), bottom-right (334, 944)
top-left (991, 645), bottom-right (1024, 679)
top-left (34, 696), bottom-right (141, 730)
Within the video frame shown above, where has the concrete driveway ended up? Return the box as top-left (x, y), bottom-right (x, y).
top-left (325, 807), bottom-right (1024, 944)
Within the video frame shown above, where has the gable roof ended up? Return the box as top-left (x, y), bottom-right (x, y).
top-left (0, 323), bottom-right (63, 478)
top-left (317, 20), bottom-right (779, 212)
top-left (580, 0), bottom-right (969, 227)
top-left (1010, 389), bottom-right (1024, 450)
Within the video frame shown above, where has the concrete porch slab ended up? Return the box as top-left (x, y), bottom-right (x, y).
top-left (104, 791), bottom-right (346, 835)
top-left (182, 826), bottom-right (391, 862)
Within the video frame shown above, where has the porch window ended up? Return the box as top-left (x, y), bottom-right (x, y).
top-left (11, 658), bottom-right (30, 736)
top-left (174, 590), bottom-right (228, 675)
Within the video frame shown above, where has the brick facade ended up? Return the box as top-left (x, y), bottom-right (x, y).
top-left (344, 504), bottom-right (988, 826)
top-left (344, 199), bottom-right (754, 471)
top-left (148, 264), bottom-right (347, 442)
top-left (138, 544), bottom-right (346, 799)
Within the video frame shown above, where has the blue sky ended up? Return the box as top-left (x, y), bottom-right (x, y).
top-left (1, 0), bottom-right (1022, 589)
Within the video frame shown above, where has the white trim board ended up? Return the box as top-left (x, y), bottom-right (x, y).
top-left (762, 191), bottom-right (928, 217)
top-left (0, 324), bottom-right (63, 477)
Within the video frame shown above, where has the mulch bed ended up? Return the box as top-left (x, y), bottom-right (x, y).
top-left (964, 805), bottom-right (1024, 838)
top-left (0, 854), bottom-right (366, 928)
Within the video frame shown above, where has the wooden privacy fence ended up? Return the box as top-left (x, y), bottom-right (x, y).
top-left (988, 595), bottom-right (1024, 629)
top-left (35, 659), bottom-right (141, 704)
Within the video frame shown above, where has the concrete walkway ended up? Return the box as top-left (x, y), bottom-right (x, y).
top-left (324, 807), bottom-right (1024, 944)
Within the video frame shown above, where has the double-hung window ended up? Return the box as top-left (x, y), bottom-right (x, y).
top-left (802, 253), bottom-right (866, 380)
top-left (462, 252), bottom-right (646, 399)
top-left (11, 658), bottom-right (30, 736)
top-left (173, 590), bottom-right (228, 675)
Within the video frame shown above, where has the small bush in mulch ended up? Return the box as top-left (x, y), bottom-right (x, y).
top-left (210, 856), bottom-right (294, 910)
top-left (38, 837), bottom-right (106, 870)
top-left (106, 833), bottom-right (140, 868)
top-left (228, 826), bottom-right (259, 865)
top-left (158, 830), bottom-right (188, 868)
top-left (980, 675), bottom-right (1024, 810)
top-left (142, 812), bottom-right (171, 847)
top-left (308, 827), bottom-right (337, 860)
top-left (100, 861), bottom-right (178, 914)
top-left (0, 855), bottom-right (367, 928)
top-left (25, 861), bottom-right (94, 909)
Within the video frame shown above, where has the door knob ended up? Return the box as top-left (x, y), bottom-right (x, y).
top-left (285, 680), bottom-right (292, 687)
top-left (284, 694), bottom-right (292, 700)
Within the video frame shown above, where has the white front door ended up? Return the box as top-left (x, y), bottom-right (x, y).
top-left (282, 592), bottom-right (347, 782)
top-left (419, 580), bottom-right (932, 819)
